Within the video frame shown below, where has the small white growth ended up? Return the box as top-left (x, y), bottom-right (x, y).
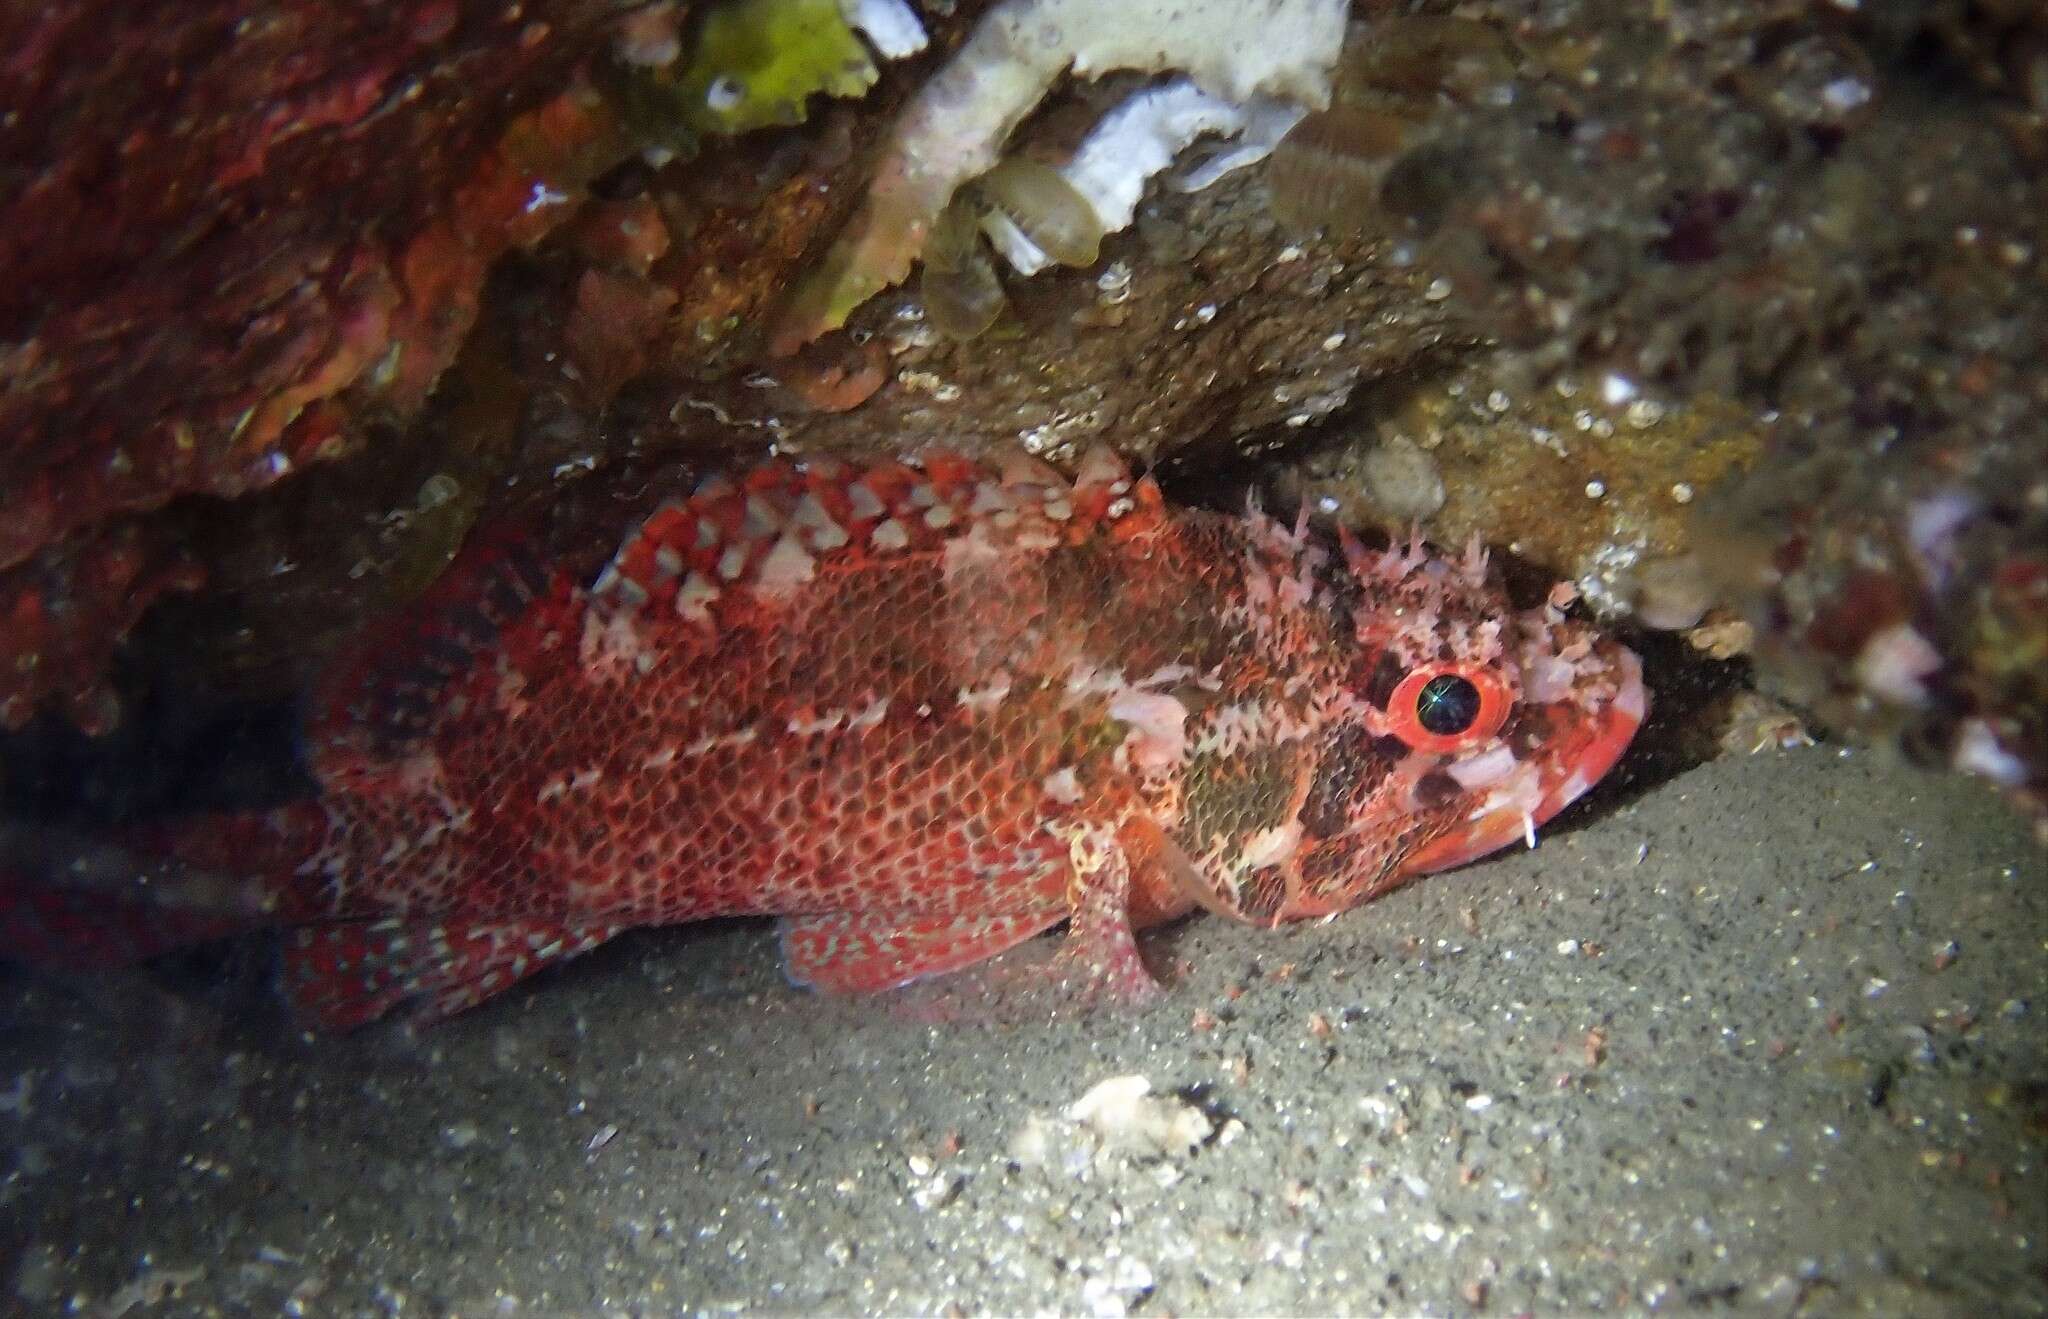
top-left (840, 0), bottom-right (928, 58)
top-left (981, 209), bottom-right (1052, 278)
top-left (1064, 663), bottom-right (1127, 700)
top-left (1447, 744), bottom-right (1520, 791)
top-left (1009, 1075), bottom-right (1213, 1185)
top-left (579, 605), bottom-right (654, 678)
top-left (756, 534), bottom-right (818, 598)
top-left (792, 493), bottom-right (850, 551)
top-left (848, 694), bottom-right (892, 731)
top-left (1075, 444), bottom-right (1128, 489)
top-left (1065, 1075), bottom-right (1213, 1159)
top-left (1551, 768), bottom-right (1593, 809)
top-left (1855, 621), bottom-right (1942, 706)
top-left (1042, 766), bottom-right (1083, 803)
top-left (871, 518), bottom-right (911, 551)
top-left (1107, 688), bottom-right (1189, 772)
top-left (1135, 662), bottom-right (1195, 688)
top-left (1079, 1259), bottom-right (1157, 1319)
top-left (1470, 762), bottom-right (1544, 832)
top-left (1058, 80), bottom-right (1273, 239)
top-left (717, 544), bottom-right (750, 581)
top-left (705, 75), bottom-right (745, 113)
top-left (683, 725), bottom-right (760, 758)
top-left (787, 709), bottom-right (847, 737)
top-left (847, 480), bottom-right (888, 521)
top-left (1237, 821), bottom-right (1302, 872)
top-left (957, 673), bottom-right (1014, 714)
top-left (1906, 488), bottom-right (1977, 589)
top-left (999, 451), bottom-right (1066, 488)
top-left (1523, 654), bottom-right (1577, 705)
top-left (1176, 96), bottom-right (1306, 192)
top-left (1954, 717), bottom-right (2026, 786)
top-left (494, 658), bottom-right (530, 715)
top-left (675, 571), bottom-right (720, 621)
top-left (1613, 650), bottom-right (1649, 721)
top-left (1095, 260), bottom-right (1134, 303)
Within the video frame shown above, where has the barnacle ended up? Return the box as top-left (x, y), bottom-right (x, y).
top-left (920, 195), bottom-right (1008, 340)
top-left (1264, 106), bottom-right (1419, 239)
top-left (980, 80), bottom-right (1305, 279)
top-left (1266, 14), bottom-right (1517, 240)
top-left (769, 0), bottom-right (1348, 353)
top-left (975, 159), bottom-right (1106, 271)
top-left (1334, 15), bottom-right (1518, 106)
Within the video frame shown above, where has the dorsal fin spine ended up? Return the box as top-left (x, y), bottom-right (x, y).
top-left (595, 450), bottom-right (1172, 627)
top-left (308, 523), bottom-right (558, 763)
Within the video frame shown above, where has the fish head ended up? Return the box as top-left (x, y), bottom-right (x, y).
top-left (1166, 530), bottom-right (1646, 927)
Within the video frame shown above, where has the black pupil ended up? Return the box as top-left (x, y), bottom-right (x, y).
top-left (1415, 674), bottom-right (1481, 736)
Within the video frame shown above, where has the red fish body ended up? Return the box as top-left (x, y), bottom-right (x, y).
top-left (2, 449), bottom-right (1644, 1028)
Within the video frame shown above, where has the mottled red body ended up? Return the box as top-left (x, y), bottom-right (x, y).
top-left (2, 449), bottom-right (1644, 1028)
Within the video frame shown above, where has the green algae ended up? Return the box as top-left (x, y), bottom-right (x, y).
top-left (613, 0), bottom-right (880, 152)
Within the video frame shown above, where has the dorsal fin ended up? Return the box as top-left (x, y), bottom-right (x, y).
top-left (588, 445), bottom-right (1167, 630)
top-left (307, 522), bottom-right (558, 780)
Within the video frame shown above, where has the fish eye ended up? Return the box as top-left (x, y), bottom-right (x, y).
top-left (1415, 673), bottom-right (1481, 735)
top-left (1387, 663), bottom-right (1511, 753)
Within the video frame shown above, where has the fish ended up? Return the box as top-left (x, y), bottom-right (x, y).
top-left (0, 448), bottom-right (1645, 1029)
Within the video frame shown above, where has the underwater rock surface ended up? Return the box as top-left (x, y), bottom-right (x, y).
top-left (0, 0), bottom-right (2042, 825)
top-left (2, 3), bottom-right (2046, 1311)
top-left (4, 0), bottom-right (2041, 823)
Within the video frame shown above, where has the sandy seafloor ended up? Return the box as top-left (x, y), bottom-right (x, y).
top-left (2, 746), bottom-right (2042, 1317)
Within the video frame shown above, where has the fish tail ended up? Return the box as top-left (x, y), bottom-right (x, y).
top-left (0, 802), bottom-right (330, 969)
top-left (284, 915), bottom-right (625, 1031)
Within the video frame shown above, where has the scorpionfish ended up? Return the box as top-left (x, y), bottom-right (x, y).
top-left (1, 448), bottom-right (1644, 1029)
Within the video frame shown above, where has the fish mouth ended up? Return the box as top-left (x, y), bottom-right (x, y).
top-left (1534, 641), bottom-right (1647, 819)
top-left (1148, 644), bottom-right (1648, 923)
top-left (1401, 642), bottom-right (1647, 874)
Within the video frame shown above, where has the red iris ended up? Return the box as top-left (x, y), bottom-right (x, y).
top-left (1387, 664), bottom-right (1511, 754)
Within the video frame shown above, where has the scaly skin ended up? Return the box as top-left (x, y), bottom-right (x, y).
top-left (1, 448), bottom-right (1644, 1029)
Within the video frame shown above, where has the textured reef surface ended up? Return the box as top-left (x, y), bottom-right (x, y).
top-left (3, 0), bottom-right (2041, 832)
top-left (1, 2), bottom-right (2046, 1312)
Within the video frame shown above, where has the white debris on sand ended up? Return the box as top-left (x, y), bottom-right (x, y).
top-left (1008, 1074), bottom-right (1215, 1179)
